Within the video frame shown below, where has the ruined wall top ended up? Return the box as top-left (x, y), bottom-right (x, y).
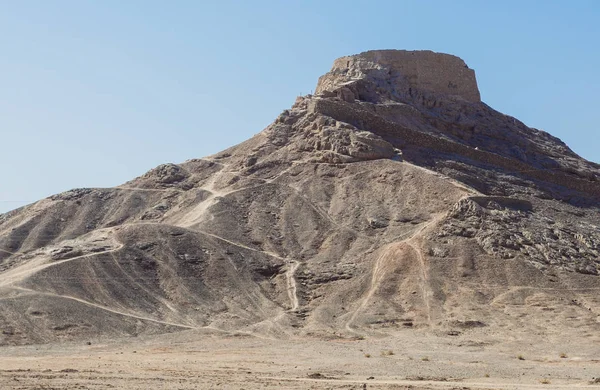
top-left (315, 50), bottom-right (481, 103)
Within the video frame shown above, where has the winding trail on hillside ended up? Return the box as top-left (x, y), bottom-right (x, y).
top-left (407, 213), bottom-right (447, 327)
top-left (199, 230), bottom-right (300, 317)
top-left (198, 230), bottom-right (285, 260)
top-left (1, 160), bottom-right (471, 339)
top-left (0, 243), bottom-right (124, 288)
top-left (170, 160), bottom-right (302, 316)
top-left (174, 165), bottom-right (225, 227)
top-left (344, 248), bottom-right (387, 332)
top-left (1, 219), bottom-right (303, 333)
top-left (9, 286), bottom-right (197, 330)
top-left (345, 212), bottom-right (446, 333)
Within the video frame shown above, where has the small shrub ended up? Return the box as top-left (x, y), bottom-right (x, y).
top-left (517, 355), bottom-right (525, 360)
top-left (364, 353), bottom-right (371, 358)
top-left (421, 356), bottom-right (429, 362)
top-left (380, 350), bottom-right (394, 356)
top-left (559, 352), bottom-right (567, 358)
top-left (540, 378), bottom-right (551, 384)
top-left (484, 373), bottom-right (490, 378)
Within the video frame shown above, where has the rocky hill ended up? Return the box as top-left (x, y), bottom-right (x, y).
top-left (1, 50), bottom-right (599, 346)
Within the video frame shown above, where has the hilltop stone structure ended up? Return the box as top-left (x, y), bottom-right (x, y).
top-left (316, 50), bottom-right (481, 103)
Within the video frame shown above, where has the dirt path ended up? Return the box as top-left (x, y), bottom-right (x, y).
top-left (0, 248), bottom-right (17, 256)
top-left (198, 230), bottom-right (285, 260)
top-left (403, 161), bottom-right (482, 195)
top-left (345, 213), bottom-right (446, 332)
top-left (10, 286), bottom-right (197, 330)
top-left (406, 213), bottom-right (447, 327)
top-left (113, 187), bottom-right (183, 193)
top-left (198, 229), bottom-right (301, 325)
top-left (0, 242), bottom-right (123, 288)
top-left (345, 248), bottom-right (387, 332)
top-left (285, 260), bottom-right (300, 312)
top-left (411, 241), bottom-right (433, 325)
top-left (173, 165), bottom-right (223, 227)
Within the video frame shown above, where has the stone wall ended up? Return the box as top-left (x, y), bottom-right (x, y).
top-left (316, 50), bottom-right (481, 103)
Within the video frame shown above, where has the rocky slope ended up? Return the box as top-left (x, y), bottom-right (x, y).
top-left (1, 50), bottom-right (599, 346)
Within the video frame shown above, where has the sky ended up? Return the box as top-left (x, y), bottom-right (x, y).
top-left (1, 0), bottom-right (598, 213)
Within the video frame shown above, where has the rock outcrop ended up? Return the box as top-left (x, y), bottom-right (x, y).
top-left (311, 50), bottom-right (599, 204)
top-left (1, 50), bottom-right (599, 346)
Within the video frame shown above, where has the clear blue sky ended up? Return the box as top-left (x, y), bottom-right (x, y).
top-left (1, 1), bottom-right (598, 213)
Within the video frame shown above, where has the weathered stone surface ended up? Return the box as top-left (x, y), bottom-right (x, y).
top-left (316, 50), bottom-right (481, 102)
top-left (439, 196), bottom-right (600, 274)
top-left (0, 49), bottom-right (598, 346)
top-left (337, 87), bottom-right (355, 103)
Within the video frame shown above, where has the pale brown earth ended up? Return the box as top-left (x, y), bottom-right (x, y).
top-left (2, 329), bottom-right (600, 389)
top-left (1, 50), bottom-right (599, 389)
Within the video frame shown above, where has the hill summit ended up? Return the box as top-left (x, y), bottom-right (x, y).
top-left (0, 50), bottom-right (599, 346)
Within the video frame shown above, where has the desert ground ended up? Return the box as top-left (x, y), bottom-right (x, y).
top-left (1, 327), bottom-right (599, 389)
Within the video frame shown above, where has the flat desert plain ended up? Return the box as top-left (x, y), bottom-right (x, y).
top-left (1, 328), bottom-right (599, 389)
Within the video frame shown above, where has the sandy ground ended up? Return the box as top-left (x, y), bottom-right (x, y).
top-left (1, 328), bottom-right (599, 390)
